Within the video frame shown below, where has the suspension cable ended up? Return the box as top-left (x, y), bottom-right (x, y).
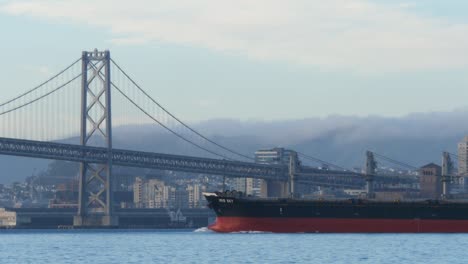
top-left (111, 59), bottom-right (254, 161)
top-left (0, 73), bottom-right (82, 116)
top-left (446, 152), bottom-right (459, 159)
top-left (111, 82), bottom-right (234, 160)
top-left (0, 58), bottom-right (81, 108)
top-left (297, 151), bottom-right (349, 171)
top-left (372, 152), bottom-right (418, 170)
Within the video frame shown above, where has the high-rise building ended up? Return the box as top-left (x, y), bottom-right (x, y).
top-left (458, 136), bottom-right (468, 176)
top-left (187, 184), bottom-right (205, 208)
top-left (234, 178), bottom-right (254, 195)
top-left (133, 177), bottom-right (176, 208)
top-left (252, 148), bottom-right (296, 197)
top-left (255, 148), bottom-right (295, 165)
top-left (133, 177), bottom-right (146, 208)
top-left (148, 179), bottom-right (173, 208)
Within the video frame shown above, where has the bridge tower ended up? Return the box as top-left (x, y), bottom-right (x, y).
top-left (365, 151), bottom-right (376, 199)
top-left (74, 50), bottom-right (117, 227)
top-left (288, 152), bottom-right (299, 198)
top-left (441, 152), bottom-right (453, 199)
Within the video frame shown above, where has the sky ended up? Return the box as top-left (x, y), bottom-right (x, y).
top-left (1, 0), bottom-right (468, 122)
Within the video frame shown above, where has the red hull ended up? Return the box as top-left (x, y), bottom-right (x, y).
top-left (209, 216), bottom-right (468, 233)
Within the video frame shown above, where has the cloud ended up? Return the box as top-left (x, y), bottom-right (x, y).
top-left (196, 99), bottom-right (216, 108)
top-left (37, 66), bottom-right (51, 75)
top-left (19, 65), bottom-right (52, 76)
top-left (398, 2), bottom-right (416, 9)
top-left (110, 37), bottom-right (148, 46)
top-left (2, 0), bottom-right (468, 72)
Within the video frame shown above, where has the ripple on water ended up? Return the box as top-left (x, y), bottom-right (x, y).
top-left (0, 231), bottom-right (467, 264)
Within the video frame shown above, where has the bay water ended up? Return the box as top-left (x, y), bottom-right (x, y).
top-left (0, 228), bottom-right (466, 263)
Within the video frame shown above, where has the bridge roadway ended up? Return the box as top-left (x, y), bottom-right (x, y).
top-left (297, 167), bottom-right (417, 187)
top-left (0, 137), bottom-right (416, 187)
top-left (0, 137), bottom-right (287, 180)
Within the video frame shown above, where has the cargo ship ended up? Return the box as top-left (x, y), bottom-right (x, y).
top-left (204, 191), bottom-right (468, 233)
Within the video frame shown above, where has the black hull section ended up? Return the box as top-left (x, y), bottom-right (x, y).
top-left (205, 195), bottom-right (468, 220)
top-left (204, 193), bottom-right (468, 232)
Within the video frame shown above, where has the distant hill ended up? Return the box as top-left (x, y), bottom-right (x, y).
top-left (0, 157), bottom-right (50, 184)
top-left (1, 109), bottom-right (467, 183)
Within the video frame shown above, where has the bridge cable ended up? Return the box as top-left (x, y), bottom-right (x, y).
top-left (111, 59), bottom-right (254, 161)
top-left (0, 73), bottom-right (82, 116)
top-left (111, 82), bottom-right (234, 160)
top-left (446, 152), bottom-right (459, 159)
top-left (371, 152), bottom-right (418, 170)
top-left (296, 151), bottom-right (350, 172)
top-left (0, 58), bottom-right (81, 108)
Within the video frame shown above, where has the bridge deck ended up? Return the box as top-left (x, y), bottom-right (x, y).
top-left (0, 137), bottom-right (415, 187)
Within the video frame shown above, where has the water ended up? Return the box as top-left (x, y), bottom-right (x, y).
top-left (1, 229), bottom-right (467, 263)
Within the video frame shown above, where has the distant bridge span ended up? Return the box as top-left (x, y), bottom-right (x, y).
top-left (0, 137), bottom-right (288, 181)
top-left (0, 137), bottom-right (415, 188)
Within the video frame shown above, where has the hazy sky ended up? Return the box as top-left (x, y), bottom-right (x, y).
top-left (1, 0), bottom-right (468, 121)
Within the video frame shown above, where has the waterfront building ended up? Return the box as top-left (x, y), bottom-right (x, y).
top-left (0, 208), bottom-right (16, 227)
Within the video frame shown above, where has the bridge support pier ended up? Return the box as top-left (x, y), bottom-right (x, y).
top-left (73, 215), bottom-right (119, 227)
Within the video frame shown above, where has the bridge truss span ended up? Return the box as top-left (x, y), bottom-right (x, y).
top-left (0, 137), bottom-right (108, 163)
top-left (0, 137), bottom-right (287, 181)
top-left (111, 148), bottom-right (287, 180)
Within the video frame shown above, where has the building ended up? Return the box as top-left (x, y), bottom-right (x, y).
top-left (419, 163), bottom-right (442, 199)
top-left (133, 177), bottom-right (146, 208)
top-left (458, 136), bottom-right (468, 176)
top-left (253, 148), bottom-right (296, 198)
top-left (0, 208), bottom-right (16, 227)
top-left (255, 148), bottom-right (295, 165)
top-left (234, 178), bottom-right (254, 195)
top-left (133, 177), bottom-right (206, 209)
top-left (148, 179), bottom-right (175, 208)
top-left (134, 177), bottom-right (177, 208)
top-left (187, 184), bottom-right (205, 208)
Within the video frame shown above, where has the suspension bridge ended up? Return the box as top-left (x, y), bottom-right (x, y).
top-left (0, 50), bottom-right (418, 226)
